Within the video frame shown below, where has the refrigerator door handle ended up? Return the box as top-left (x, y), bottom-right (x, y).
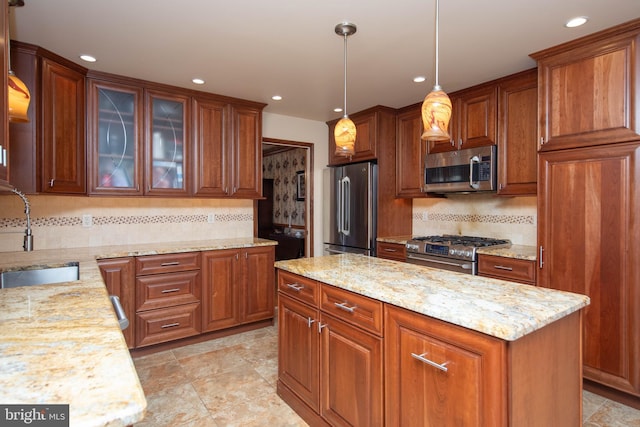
top-left (342, 176), bottom-right (351, 236)
top-left (337, 177), bottom-right (343, 235)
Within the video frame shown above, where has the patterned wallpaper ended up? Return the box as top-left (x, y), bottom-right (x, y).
top-left (263, 148), bottom-right (306, 227)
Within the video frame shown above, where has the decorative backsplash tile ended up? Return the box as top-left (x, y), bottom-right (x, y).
top-left (412, 212), bottom-right (535, 225)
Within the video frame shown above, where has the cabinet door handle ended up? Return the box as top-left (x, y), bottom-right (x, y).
top-left (411, 352), bottom-right (449, 372)
top-left (287, 283), bottom-right (304, 292)
top-left (160, 261), bottom-right (180, 267)
top-left (334, 301), bottom-right (356, 313)
top-left (318, 322), bottom-right (328, 333)
top-left (307, 317), bottom-right (316, 328)
top-left (539, 246), bottom-right (544, 269)
top-left (493, 265), bottom-right (513, 271)
top-left (161, 322), bottom-right (180, 329)
top-left (49, 179), bottom-right (55, 187)
top-left (161, 288), bottom-right (181, 294)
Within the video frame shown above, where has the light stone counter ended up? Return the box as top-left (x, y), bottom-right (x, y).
top-left (275, 253), bottom-right (589, 341)
top-left (0, 237), bottom-right (276, 427)
top-left (477, 244), bottom-right (538, 261)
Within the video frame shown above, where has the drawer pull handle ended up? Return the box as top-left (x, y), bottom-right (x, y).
top-left (334, 301), bottom-right (356, 313)
top-left (161, 288), bottom-right (181, 294)
top-left (411, 352), bottom-right (449, 372)
top-left (384, 248), bottom-right (397, 252)
top-left (161, 322), bottom-right (180, 329)
top-left (287, 283), bottom-right (304, 292)
top-left (160, 261), bottom-right (180, 267)
top-left (493, 265), bottom-right (513, 271)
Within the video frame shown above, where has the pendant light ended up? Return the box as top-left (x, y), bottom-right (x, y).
top-left (334, 22), bottom-right (357, 157)
top-left (7, 0), bottom-right (31, 123)
top-left (421, 0), bottom-right (451, 141)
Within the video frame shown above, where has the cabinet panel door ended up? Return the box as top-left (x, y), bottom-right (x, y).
top-left (538, 142), bottom-right (640, 396)
top-left (145, 90), bottom-right (190, 195)
top-left (458, 85), bottom-right (497, 150)
top-left (193, 98), bottom-right (228, 196)
top-left (278, 293), bottom-right (320, 412)
top-left (536, 34), bottom-right (640, 150)
top-left (396, 106), bottom-right (428, 197)
top-left (201, 249), bottom-right (240, 332)
top-left (320, 313), bottom-right (383, 427)
top-left (88, 80), bottom-right (143, 195)
top-left (230, 105), bottom-right (262, 198)
top-left (98, 257), bottom-right (136, 349)
top-left (41, 58), bottom-right (86, 194)
top-left (385, 305), bottom-right (506, 427)
top-left (242, 246), bottom-right (275, 323)
top-left (0, 0), bottom-right (7, 184)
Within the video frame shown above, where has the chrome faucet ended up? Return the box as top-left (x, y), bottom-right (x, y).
top-left (5, 187), bottom-right (34, 251)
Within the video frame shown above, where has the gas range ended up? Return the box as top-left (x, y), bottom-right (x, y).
top-left (406, 235), bottom-right (511, 274)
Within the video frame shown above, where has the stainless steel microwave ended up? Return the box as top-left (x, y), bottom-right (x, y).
top-left (424, 145), bottom-right (497, 193)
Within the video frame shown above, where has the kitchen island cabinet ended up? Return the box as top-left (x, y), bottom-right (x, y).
top-left (275, 254), bottom-right (589, 426)
top-left (98, 257), bottom-right (136, 348)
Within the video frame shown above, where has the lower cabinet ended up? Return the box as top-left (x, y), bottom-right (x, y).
top-left (97, 257), bottom-right (136, 349)
top-left (277, 271), bottom-right (384, 427)
top-left (376, 241), bottom-right (406, 262)
top-left (477, 254), bottom-right (536, 285)
top-left (202, 246), bottom-right (275, 332)
top-left (278, 269), bottom-right (584, 427)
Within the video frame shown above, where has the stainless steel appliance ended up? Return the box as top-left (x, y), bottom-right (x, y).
top-left (424, 145), bottom-right (497, 193)
top-left (323, 162), bottom-right (377, 256)
top-left (406, 235), bottom-right (511, 274)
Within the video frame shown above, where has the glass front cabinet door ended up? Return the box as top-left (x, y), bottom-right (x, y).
top-left (88, 80), bottom-right (143, 195)
top-left (145, 90), bottom-right (190, 195)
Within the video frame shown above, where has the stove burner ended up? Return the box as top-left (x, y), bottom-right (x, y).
top-left (406, 235), bottom-right (511, 262)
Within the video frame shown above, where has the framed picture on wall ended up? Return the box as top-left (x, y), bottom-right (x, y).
top-left (296, 171), bottom-right (305, 201)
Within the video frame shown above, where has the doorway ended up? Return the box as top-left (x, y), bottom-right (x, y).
top-left (256, 137), bottom-right (314, 258)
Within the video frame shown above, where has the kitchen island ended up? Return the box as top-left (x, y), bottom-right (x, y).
top-left (275, 253), bottom-right (590, 426)
top-left (0, 237), bottom-right (276, 427)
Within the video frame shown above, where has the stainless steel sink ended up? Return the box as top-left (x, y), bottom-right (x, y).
top-left (0, 263), bottom-right (80, 289)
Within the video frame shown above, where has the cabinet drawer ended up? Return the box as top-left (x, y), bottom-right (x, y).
top-left (320, 285), bottom-right (383, 336)
top-left (278, 270), bottom-right (319, 307)
top-left (377, 242), bottom-right (406, 261)
top-left (136, 270), bottom-right (201, 311)
top-left (135, 302), bottom-right (201, 347)
top-left (136, 252), bottom-right (201, 275)
top-left (478, 254), bottom-right (536, 284)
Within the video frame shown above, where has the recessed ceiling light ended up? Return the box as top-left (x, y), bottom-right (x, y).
top-left (271, 95), bottom-right (282, 101)
top-left (80, 54), bottom-right (96, 63)
top-left (565, 16), bottom-right (588, 28)
top-left (334, 107), bottom-right (343, 113)
top-left (413, 76), bottom-right (426, 83)
top-left (192, 78), bottom-right (205, 85)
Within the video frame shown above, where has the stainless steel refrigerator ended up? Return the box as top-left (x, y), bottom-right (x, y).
top-left (323, 162), bottom-right (378, 256)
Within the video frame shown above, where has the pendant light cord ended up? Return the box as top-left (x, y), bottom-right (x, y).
top-left (434, 0), bottom-right (440, 89)
top-left (343, 33), bottom-right (348, 118)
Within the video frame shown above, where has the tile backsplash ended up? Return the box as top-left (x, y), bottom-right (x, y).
top-left (412, 195), bottom-right (537, 246)
top-left (0, 195), bottom-right (253, 252)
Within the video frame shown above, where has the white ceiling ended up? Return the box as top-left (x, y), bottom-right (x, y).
top-left (8, 0), bottom-right (640, 123)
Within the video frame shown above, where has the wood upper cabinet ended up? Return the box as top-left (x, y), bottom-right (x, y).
top-left (538, 141), bottom-right (640, 398)
top-left (395, 103), bottom-right (428, 197)
top-left (145, 89), bottom-right (190, 196)
top-left (1, 1), bottom-right (7, 184)
top-left (496, 68), bottom-right (538, 196)
top-left (87, 78), bottom-right (144, 195)
top-left (201, 246), bottom-right (274, 332)
top-left (531, 20), bottom-right (640, 150)
top-left (327, 106), bottom-right (394, 166)
top-left (98, 257), bottom-right (136, 349)
top-left (193, 99), bottom-right (263, 198)
top-left (428, 84), bottom-right (497, 154)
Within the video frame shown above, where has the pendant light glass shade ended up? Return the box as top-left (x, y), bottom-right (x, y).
top-left (421, 85), bottom-right (451, 141)
top-left (334, 22), bottom-right (357, 157)
top-left (334, 116), bottom-right (357, 155)
top-left (421, 0), bottom-right (451, 141)
top-left (8, 72), bottom-right (31, 123)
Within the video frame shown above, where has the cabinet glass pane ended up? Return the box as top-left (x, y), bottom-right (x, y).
top-left (150, 98), bottom-right (185, 190)
top-left (97, 88), bottom-right (136, 188)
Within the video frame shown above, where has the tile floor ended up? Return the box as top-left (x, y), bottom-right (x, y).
top-left (133, 325), bottom-right (640, 427)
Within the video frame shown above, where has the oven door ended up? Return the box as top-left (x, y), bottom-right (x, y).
top-left (406, 253), bottom-right (476, 275)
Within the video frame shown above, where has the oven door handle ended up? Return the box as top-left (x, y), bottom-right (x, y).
top-left (407, 254), bottom-right (473, 270)
top-left (469, 155), bottom-right (480, 189)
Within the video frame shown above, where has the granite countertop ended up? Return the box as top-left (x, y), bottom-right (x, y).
top-left (0, 237), bottom-right (276, 427)
top-left (275, 254), bottom-right (589, 341)
top-left (376, 235), bottom-right (412, 245)
top-left (476, 244), bottom-right (537, 261)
